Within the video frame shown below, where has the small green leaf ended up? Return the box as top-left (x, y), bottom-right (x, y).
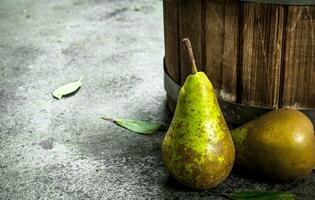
top-left (225, 191), bottom-right (295, 200)
top-left (102, 117), bottom-right (168, 134)
top-left (52, 77), bottom-right (83, 100)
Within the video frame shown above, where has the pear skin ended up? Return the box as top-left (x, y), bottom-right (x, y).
top-left (231, 108), bottom-right (315, 181)
top-left (162, 38), bottom-right (235, 190)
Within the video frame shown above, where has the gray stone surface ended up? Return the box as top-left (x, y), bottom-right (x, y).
top-left (0, 0), bottom-right (314, 199)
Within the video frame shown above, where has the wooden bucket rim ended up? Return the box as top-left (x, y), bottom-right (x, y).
top-left (242, 0), bottom-right (315, 6)
top-left (164, 0), bottom-right (315, 6)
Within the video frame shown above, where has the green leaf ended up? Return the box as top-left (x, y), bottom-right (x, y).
top-left (225, 191), bottom-right (296, 200)
top-left (52, 77), bottom-right (83, 100)
top-left (102, 117), bottom-right (168, 134)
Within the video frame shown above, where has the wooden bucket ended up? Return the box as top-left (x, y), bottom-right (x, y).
top-left (163, 0), bottom-right (315, 125)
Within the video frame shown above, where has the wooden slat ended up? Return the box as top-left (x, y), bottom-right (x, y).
top-left (205, 0), bottom-right (225, 96)
top-left (164, 0), bottom-right (180, 83)
top-left (282, 7), bottom-right (315, 108)
top-left (179, 0), bottom-right (203, 85)
top-left (221, 0), bottom-right (239, 102)
top-left (205, 0), bottom-right (239, 101)
top-left (240, 2), bottom-right (285, 108)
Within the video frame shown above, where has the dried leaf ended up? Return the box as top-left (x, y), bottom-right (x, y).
top-left (102, 117), bottom-right (168, 134)
top-left (225, 191), bottom-right (295, 200)
top-left (53, 77), bottom-right (83, 100)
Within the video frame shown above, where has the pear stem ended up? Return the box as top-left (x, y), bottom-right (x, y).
top-left (182, 38), bottom-right (198, 74)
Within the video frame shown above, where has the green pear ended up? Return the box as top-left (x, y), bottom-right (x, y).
top-left (162, 38), bottom-right (235, 190)
top-left (231, 108), bottom-right (315, 181)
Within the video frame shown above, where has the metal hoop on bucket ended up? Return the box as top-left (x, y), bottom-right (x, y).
top-left (163, 59), bottom-right (315, 126)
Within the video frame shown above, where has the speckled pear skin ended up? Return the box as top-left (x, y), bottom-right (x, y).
top-left (162, 72), bottom-right (235, 190)
top-left (231, 108), bottom-right (315, 182)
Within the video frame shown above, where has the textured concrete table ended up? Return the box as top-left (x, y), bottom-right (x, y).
top-left (0, 0), bottom-right (314, 199)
